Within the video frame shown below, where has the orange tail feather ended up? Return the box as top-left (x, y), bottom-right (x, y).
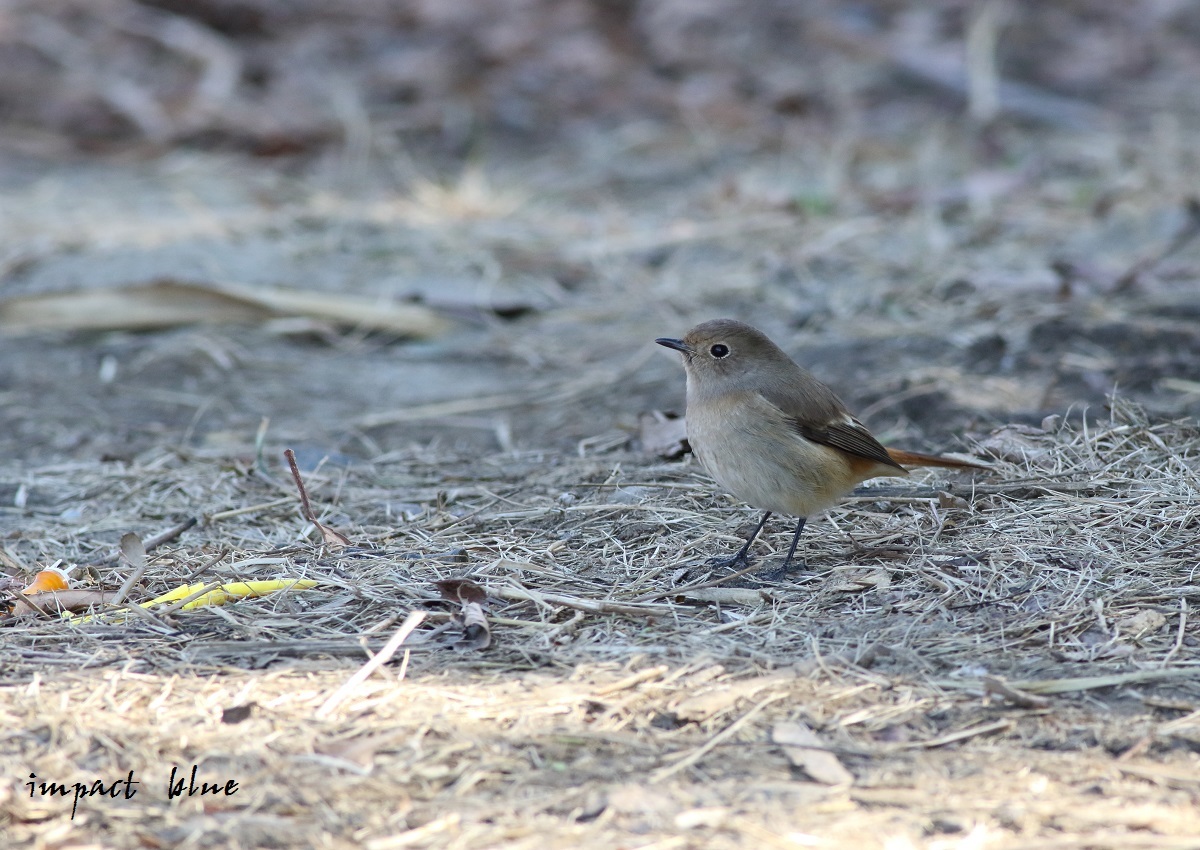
top-left (885, 448), bottom-right (989, 471)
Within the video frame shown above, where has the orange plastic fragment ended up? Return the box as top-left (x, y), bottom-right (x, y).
top-left (22, 567), bottom-right (70, 594)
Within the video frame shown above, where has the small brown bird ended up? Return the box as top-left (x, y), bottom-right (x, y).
top-left (656, 319), bottom-right (986, 573)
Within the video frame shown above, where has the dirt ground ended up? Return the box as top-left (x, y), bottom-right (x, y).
top-left (2, 3), bottom-right (1200, 849)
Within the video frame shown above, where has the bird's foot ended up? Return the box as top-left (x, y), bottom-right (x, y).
top-left (705, 551), bottom-right (754, 572)
top-left (752, 558), bottom-right (808, 583)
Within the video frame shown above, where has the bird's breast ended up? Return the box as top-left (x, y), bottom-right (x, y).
top-left (686, 390), bottom-right (882, 517)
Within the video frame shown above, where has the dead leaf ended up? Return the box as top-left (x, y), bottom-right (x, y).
top-left (119, 533), bottom-right (146, 569)
top-left (0, 279), bottom-right (449, 338)
top-left (455, 600), bottom-right (491, 651)
top-left (938, 491), bottom-right (970, 509)
top-left (432, 579), bottom-right (491, 650)
top-left (313, 520), bottom-right (351, 548)
top-left (830, 569), bottom-right (890, 594)
top-left (773, 721), bottom-right (854, 786)
top-left (432, 578), bottom-right (487, 604)
top-left (113, 531), bottom-right (151, 606)
top-left (638, 410), bottom-right (690, 459)
top-left (10, 589), bottom-right (117, 618)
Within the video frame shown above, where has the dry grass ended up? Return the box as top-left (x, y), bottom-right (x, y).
top-left (2, 401), bottom-right (1198, 849)
top-left (2, 5), bottom-right (1198, 847)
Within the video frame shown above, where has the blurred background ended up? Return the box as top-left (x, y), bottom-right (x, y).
top-left (1, 0), bottom-right (1198, 464)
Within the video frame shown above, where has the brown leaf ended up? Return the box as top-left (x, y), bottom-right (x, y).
top-left (638, 410), bottom-right (690, 459)
top-left (119, 532), bottom-right (147, 569)
top-left (313, 520), bottom-right (352, 548)
top-left (432, 578), bottom-right (487, 604)
top-left (10, 589), bottom-right (117, 618)
top-left (432, 580), bottom-right (490, 650)
top-left (773, 721), bottom-right (854, 786)
top-left (454, 600), bottom-right (491, 651)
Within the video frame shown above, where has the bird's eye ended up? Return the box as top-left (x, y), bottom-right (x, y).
top-left (709, 343), bottom-right (730, 358)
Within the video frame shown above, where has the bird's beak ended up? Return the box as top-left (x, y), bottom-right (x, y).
top-left (655, 337), bottom-right (691, 354)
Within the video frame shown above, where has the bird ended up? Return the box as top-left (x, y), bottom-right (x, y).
top-left (656, 318), bottom-right (986, 574)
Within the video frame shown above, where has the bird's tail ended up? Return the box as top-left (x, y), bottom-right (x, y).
top-left (885, 448), bottom-right (989, 471)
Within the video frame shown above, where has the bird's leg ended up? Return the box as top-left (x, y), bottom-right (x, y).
top-left (779, 516), bottom-right (807, 572)
top-left (753, 513), bottom-right (811, 581)
top-left (707, 511), bottom-right (771, 570)
top-left (752, 516), bottom-right (808, 582)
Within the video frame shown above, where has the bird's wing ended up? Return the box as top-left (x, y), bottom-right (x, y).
top-left (755, 380), bottom-right (906, 472)
top-left (792, 415), bottom-right (906, 472)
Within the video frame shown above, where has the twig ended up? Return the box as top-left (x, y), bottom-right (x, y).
top-left (316, 610), bottom-right (428, 718)
top-left (181, 549), bottom-right (229, 583)
top-left (983, 676), bottom-right (1052, 709)
top-left (284, 448), bottom-right (350, 547)
top-left (1006, 667), bottom-right (1196, 695)
top-left (285, 448), bottom-right (319, 525)
top-left (495, 584), bottom-right (674, 617)
top-left (208, 498), bottom-right (293, 522)
top-left (86, 517), bottom-right (198, 566)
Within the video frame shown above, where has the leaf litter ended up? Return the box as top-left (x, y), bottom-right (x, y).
top-left (1, 401), bottom-right (1198, 848)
